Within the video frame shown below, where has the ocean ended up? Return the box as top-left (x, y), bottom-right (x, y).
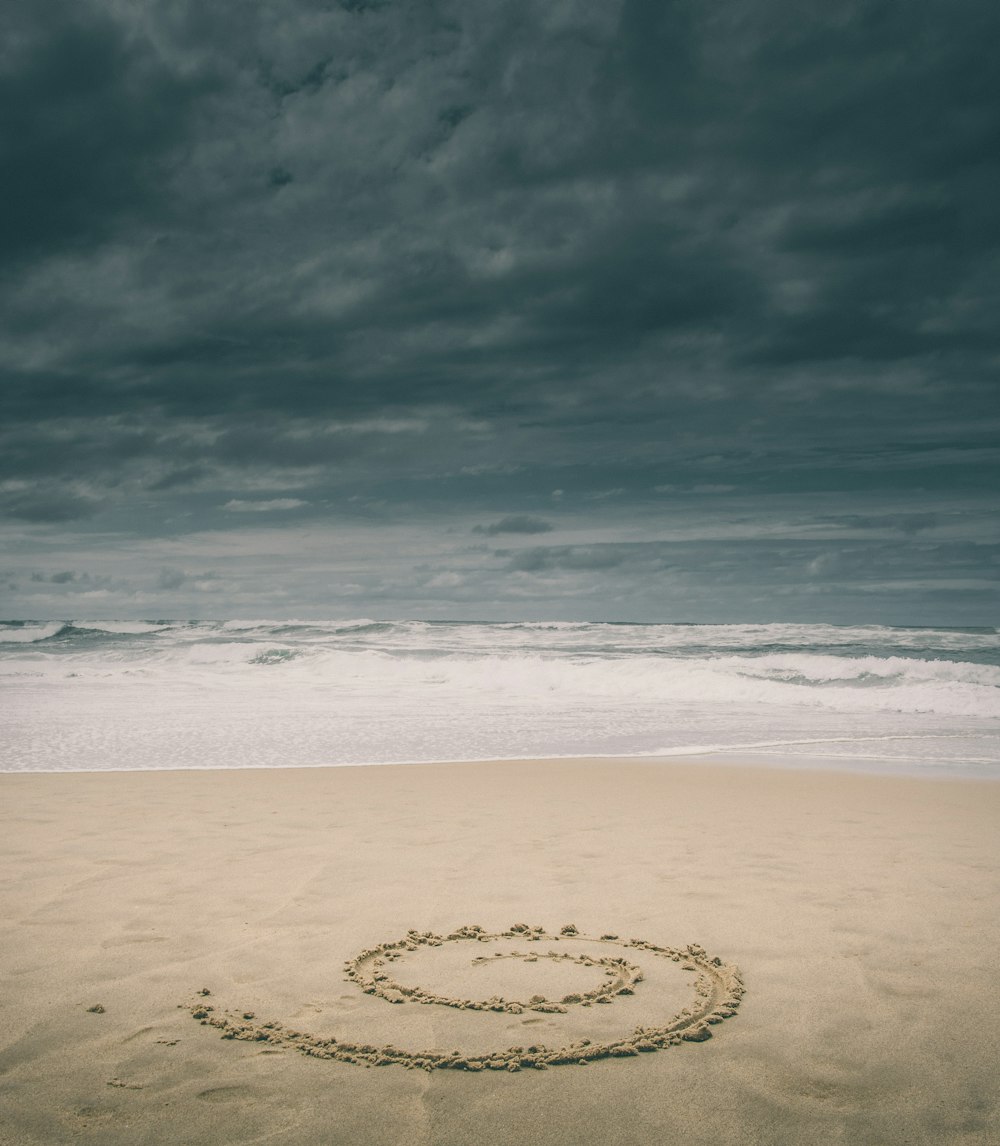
top-left (2, 619), bottom-right (999, 776)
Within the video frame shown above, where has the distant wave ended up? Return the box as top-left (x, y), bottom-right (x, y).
top-left (71, 620), bottom-right (174, 635)
top-left (4, 617), bottom-right (997, 649)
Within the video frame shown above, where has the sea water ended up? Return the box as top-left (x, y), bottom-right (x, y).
top-left (1, 619), bottom-right (998, 776)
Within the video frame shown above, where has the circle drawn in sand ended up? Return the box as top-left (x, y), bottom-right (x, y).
top-left (188, 923), bottom-right (744, 1071)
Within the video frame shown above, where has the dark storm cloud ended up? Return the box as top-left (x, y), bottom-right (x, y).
top-left (0, 0), bottom-right (206, 267)
top-left (1, 0), bottom-right (997, 619)
top-left (0, 487), bottom-right (100, 523)
top-left (3, 0), bottom-right (997, 426)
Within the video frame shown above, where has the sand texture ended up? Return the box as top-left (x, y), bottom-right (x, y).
top-left (0, 759), bottom-right (998, 1145)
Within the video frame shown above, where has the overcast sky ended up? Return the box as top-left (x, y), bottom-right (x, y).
top-left (1, 0), bottom-right (998, 623)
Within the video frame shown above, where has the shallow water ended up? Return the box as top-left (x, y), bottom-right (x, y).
top-left (2, 619), bottom-right (998, 775)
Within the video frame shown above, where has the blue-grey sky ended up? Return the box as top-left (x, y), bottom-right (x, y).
top-left (1, 0), bottom-right (998, 622)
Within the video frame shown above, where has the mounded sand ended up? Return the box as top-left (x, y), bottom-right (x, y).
top-left (0, 758), bottom-right (998, 1145)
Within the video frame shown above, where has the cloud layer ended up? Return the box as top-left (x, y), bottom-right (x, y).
top-left (1, 0), bottom-right (997, 620)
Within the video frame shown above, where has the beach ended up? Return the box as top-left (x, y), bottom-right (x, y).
top-left (1, 758), bottom-right (998, 1145)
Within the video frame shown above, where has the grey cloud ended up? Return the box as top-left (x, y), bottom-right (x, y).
top-left (474, 515), bottom-right (554, 536)
top-left (211, 424), bottom-right (365, 469)
top-left (223, 498), bottom-right (307, 512)
top-left (503, 545), bottom-right (632, 573)
top-left (0, 418), bottom-right (181, 483)
top-left (819, 513), bottom-right (939, 536)
top-left (157, 567), bottom-right (187, 590)
top-left (24, 569), bottom-right (114, 590)
top-left (805, 541), bottom-right (1000, 586)
top-left (499, 537), bottom-right (1000, 598)
top-left (781, 197), bottom-right (962, 258)
top-left (0, 487), bottom-right (100, 523)
top-left (148, 465), bottom-right (211, 491)
top-left (156, 567), bottom-right (222, 591)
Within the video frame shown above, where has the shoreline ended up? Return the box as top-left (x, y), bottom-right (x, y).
top-left (2, 758), bottom-right (998, 1144)
top-left (3, 746), bottom-right (998, 780)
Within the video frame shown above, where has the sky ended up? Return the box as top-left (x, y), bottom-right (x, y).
top-left (1, 0), bottom-right (998, 624)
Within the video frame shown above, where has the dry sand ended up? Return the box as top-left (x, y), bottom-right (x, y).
top-left (0, 758), bottom-right (998, 1145)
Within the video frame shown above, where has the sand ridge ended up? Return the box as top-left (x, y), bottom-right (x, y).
top-left (187, 922), bottom-right (744, 1071)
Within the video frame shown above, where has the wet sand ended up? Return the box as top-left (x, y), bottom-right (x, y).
top-left (1, 759), bottom-right (998, 1145)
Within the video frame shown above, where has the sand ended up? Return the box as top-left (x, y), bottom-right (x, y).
top-left (0, 758), bottom-right (998, 1145)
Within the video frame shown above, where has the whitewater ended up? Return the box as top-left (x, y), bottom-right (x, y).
top-left (2, 619), bottom-right (999, 776)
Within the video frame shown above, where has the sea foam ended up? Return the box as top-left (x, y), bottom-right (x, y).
top-left (2, 620), bottom-right (998, 775)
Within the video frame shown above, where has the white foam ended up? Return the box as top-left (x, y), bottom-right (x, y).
top-left (0, 622), bottom-right (66, 643)
top-left (221, 647), bottom-right (998, 719)
top-left (220, 617), bottom-right (380, 632)
top-left (1, 619), bottom-right (998, 774)
top-left (71, 620), bottom-right (173, 635)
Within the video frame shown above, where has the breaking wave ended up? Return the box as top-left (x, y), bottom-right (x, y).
top-left (2, 619), bottom-right (998, 774)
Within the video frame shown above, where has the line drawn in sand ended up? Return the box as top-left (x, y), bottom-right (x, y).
top-left (188, 922), bottom-right (744, 1071)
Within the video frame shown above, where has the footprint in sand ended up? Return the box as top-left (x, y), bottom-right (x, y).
top-left (196, 1085), bottom-right (256, 1103)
